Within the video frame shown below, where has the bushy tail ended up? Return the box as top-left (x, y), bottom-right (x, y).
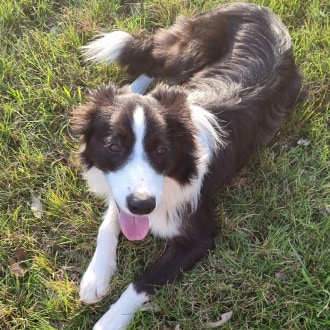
top-left (81, 11), bottom-right (227, 85)
top-left (81, 31), bottom-right (157, 77)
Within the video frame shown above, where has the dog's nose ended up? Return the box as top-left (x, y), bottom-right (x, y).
top-left (126, 193), bottom-right (156, 215)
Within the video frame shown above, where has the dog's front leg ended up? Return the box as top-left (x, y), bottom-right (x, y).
top-left (93, 283), bottom-right (148, 330)
top-left (93, 234), bottom-right (215, 329)
top-left (79, 200), bottom-right (120, 304)
top-left (134, 235), bottom-right (215, 294)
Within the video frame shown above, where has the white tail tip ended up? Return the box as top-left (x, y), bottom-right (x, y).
top-left (81, 31), bottom-right (132, 64)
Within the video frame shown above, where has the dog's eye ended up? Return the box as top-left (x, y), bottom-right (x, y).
top-left (109, 143), bottom-right (121, 152)
top-left (156, 147), bottom-right (167, 155)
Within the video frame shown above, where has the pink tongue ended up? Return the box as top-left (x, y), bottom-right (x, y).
top-left (119, 210), bottom-right (149, 241)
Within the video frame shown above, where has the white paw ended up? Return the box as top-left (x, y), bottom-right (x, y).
top-left (92, 284), bottom-right (149, 330)
top-left (92, 305), bottom-right (132, 330)
top-left (79, 262), bottom-right (116, 304)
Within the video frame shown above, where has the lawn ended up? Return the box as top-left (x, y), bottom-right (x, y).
top-left (0, 0), bottom-right (329, 329)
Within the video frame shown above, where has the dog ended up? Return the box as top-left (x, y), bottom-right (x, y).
top-left (72, 2), bottom-right (302, 329)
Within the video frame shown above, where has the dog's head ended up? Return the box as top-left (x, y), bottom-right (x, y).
top-left (72, 85), bottom-right (198, 239)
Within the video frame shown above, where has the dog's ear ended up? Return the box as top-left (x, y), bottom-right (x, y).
top-left (151, 84), bottom-right (188, 112)
top-left (151, 84), bottom-right (194, 136)
top-left (151, 84), bottom-right (197, 183)
top-left (71, 84), bottom-right (118, 141)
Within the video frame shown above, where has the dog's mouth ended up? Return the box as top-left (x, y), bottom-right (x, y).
top-left (119, 209), bottom-right (149, 241)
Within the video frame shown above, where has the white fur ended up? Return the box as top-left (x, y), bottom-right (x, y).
top-left (148, 177), bottom-right (186, 238)
top-left (190, 103), bottom-right (225, 154)
top-left (107, 106), bottom-right (165, 214)
top-left (93, 283), bottom-right (148, 330)
top-left (81, 31), bottom-right (132, 63)
top-left (83, 165), bottom-right (112, 200)
top-left (79, 201), bottom-right (121, 304)
top-left (130, 74), bottom-right (154, 94)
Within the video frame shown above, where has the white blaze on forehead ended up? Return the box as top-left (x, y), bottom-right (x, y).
top-left (131, 105), bottom-right (148, 173)
top-left (132, 105), bottom-right (146, 148)
top-left (129, 105), bottom-right (159, 195)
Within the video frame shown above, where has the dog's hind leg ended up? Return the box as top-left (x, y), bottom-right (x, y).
top-left (129, 74), bottom-right (154, 94)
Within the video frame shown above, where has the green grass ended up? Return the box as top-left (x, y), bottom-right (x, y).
top-left (0, 0), bottom-right (329, 329)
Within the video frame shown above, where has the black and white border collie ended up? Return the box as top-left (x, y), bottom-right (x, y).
top-left (72, 2), bottom-right (302, 329)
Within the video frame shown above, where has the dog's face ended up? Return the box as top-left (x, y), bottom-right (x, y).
top-left (73, 85), bottom-right (198, 238)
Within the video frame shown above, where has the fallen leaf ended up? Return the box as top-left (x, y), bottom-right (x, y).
top-left (233, 177), bottom-right (251, 188)
top-left (31, 194), bottom-right (42, 218)
top-left (9, 258), bottom-right (25, 277)
top-left (275, 272), bottom-right (287, 281)
top-left (205, 311), bottom-right (233, 328)
top-left (15, 248), bottom-right (25, 262)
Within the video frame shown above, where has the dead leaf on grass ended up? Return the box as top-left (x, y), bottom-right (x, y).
top-left (9, 248), bottom-right (27, 277)
top-left (31, 194), bottom-right (42, 218)
top-left (205, 311), bottom-right (233, 328)
top-left (15, 248), bottom-right (25, 261)
top-left (233, 177), bottom-right (251, 188)
top-left (9, 258), bottom-right (25, 277)
top-left (275, 272), bottom-right (287, 281)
